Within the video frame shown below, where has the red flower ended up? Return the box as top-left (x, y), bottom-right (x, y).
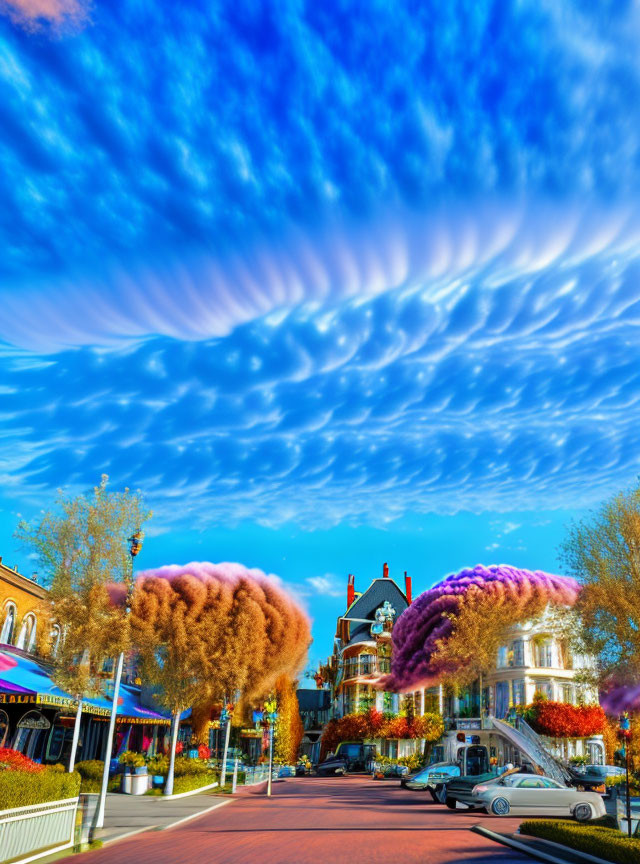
top-left (0, 748), bottom-right (45, 773)
top-left (198, 745), bottom-right (211, 759)
top-left (175, 741), bottom-right (183, 755)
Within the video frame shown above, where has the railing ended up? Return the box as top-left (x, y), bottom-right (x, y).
top-left (0, 797), bottom-right (79, 864)
top-left (242, 766), bottom-right (273, 785)
top-left (341, 658), bottom-right (390, 681)
top-left (514, 717), bottom-right (572, 784)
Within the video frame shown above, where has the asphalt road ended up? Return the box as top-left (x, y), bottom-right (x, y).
top-left (73, 776), bottom-right (531, 864)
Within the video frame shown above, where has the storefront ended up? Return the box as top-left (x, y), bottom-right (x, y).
top-left (0, 645), bottom-right (176, 763)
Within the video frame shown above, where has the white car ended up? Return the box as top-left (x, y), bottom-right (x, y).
top-left (471, 773), bottom-right (606, 821)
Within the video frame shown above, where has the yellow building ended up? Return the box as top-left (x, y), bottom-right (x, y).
top-left (0, 556), bottom-right (54, 655)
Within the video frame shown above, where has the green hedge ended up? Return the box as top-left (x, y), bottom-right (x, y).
top-left (520, 820), bottom-right (640, 864)
top-left (171, 772), bottom-right (218, 795)
top-left (75, 760), bottom-right (119, 793)
top-left (0, 770), bottom-right (81, 810)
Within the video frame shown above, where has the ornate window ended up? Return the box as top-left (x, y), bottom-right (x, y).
top-left (0, 602), bottom-right (17, 644)
top-left (16, 613), bottom-right (37, 652)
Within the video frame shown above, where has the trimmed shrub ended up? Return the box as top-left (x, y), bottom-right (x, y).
top-left (75, 760), bottom-right (106, 793)
top-left (0, 769), bottom-right (80, 810)
top-left (520, 819), bottom-right (640, 864)
top-left (519, 700), bottom-right (606, 738)
top-left (171, 771), bottom-right (218, 795)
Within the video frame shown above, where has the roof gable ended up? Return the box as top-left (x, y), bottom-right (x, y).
top-left (345, 578), bottom-right (408, 622)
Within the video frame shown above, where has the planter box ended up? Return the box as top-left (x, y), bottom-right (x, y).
top-left (0, 796), bottom-right (79, 864)
top-left (121, 774), bottom-right (149, 795)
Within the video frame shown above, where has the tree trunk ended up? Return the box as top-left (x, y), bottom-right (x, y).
top-left (164, 709), bottom-right (181, 796)
top-left (68, 698), bottom-right (83, 772)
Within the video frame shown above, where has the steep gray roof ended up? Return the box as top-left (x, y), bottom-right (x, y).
top-left (343, 578), bottom-right (408, 647)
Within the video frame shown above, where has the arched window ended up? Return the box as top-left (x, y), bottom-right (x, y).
top-left (16, 613), bottom-right (37, 652)
top-left (0, 603), bottom-right (17, 645)
top-left (50, 624), bottom-right (61, 658)
top-left (0, 709), bottom-right (9, 748)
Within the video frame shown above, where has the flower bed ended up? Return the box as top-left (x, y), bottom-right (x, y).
top-left (0, 749), bottom-right (80, 810)
top-left (520, 819), bottom-right (640, 864)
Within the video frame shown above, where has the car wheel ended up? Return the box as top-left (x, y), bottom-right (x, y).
top-left (436, 784), bottom-right (448, 804)
top-left (574, 803), bottom-right (592, 823)
top-left (491, 797), bottom-right (511, 816)
top-left (445, 797), bottom-right (457, 810)
top-left (427, 787), bottom-right (439, 803)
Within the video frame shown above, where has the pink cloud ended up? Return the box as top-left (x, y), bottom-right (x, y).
top-left (0, 0), bottom-right (88, 31)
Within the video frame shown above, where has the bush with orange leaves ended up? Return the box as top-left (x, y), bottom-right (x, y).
top-left (521, 699), bottom-right (606, 738)
top-left (320, 709), bottom-right (443, 760)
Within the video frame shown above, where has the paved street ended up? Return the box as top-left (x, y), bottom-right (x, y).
top-left (72, 776), bottom-right (530, 864)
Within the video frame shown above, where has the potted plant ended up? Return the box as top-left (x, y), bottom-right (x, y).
top-left (118, 752), bottom-right (148, 794)
top-left (118, 751), bottom-right (147, 775)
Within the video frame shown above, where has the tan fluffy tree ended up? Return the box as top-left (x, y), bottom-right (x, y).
top-left (131, 563), bottom-right (310, 793)
top-left (15, 475), bottom-right (151, 771)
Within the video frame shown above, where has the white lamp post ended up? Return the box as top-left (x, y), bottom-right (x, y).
top-left (94, 530), bottom-right (144, 832)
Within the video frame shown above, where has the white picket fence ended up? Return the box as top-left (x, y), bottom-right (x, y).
top-left (0, 797), bottom-right (79, 864)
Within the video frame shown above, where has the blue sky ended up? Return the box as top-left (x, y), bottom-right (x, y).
top-left (1, 1), bottom-right (640, 673)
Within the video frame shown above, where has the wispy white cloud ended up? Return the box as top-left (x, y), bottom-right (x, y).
top-left (1, 2), bottom-right (640, 529)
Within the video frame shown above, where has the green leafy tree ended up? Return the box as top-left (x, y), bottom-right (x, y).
top-left (15, 476), bottom-right (151, 770)
top-left (560, 482), bottom-right (640, 683)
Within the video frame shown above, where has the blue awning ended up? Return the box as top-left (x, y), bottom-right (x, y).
top-left (0, 645), bottom-right (181, 723)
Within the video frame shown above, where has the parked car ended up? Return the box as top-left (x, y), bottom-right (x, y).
top-left (568, 764), bottom-right (626, 794)
top-left (316, 742), bottom-right (377, 776)
top-left (440, 766), bottom-right (519, 808)
top-left (373, 763), bottom-right (409, 780)
top-left (401, 761), bottom-right (460, 792)
top-left (470, 773), bottom-right (606, 821)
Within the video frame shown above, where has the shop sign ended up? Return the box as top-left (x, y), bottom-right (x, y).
top-left (0, 693), bottom-right (38, 705)
top-left (18, 711), bottom-right (50, 730)
top-left (240, 728), bottom-right (262, 738)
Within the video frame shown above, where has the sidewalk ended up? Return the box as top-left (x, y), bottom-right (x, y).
top-left (96, 790), bottom-right (235, 844)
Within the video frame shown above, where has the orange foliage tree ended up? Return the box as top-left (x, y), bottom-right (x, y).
top-left (132, 562), bottom-right (310, 792)
top-left (320, 708), bottom-right (443, 760)
top-left (274, 676), bottom-right (304, 764)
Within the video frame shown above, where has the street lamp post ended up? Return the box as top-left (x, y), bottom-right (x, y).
top-left (619, 713), bottom-right (633, 838)
top-left (264, 696), bottom-right (278, 797)
top-left (94, 530), bottom-right (144, 832)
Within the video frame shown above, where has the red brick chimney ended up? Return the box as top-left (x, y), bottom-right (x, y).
top-left (404, 570), bottom-right (412, 604)
top-left (347, 573), bottom-right (355, 607)
top-left (383, 562), bottom-right (389, 578)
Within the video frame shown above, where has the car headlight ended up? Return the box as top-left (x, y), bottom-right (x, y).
top-left (471, 785), bottom-right (488, 795)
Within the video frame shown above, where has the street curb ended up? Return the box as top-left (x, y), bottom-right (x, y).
top-left (159, 798), bottom-right (234, 830)
top-left (160, 781), bottom-right (219, 800)
top-left (470, 825), bottom-right (612, 864)
top-left (102, 825), bottom-right (159, 846)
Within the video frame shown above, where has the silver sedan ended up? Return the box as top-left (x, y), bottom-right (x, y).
top-left (470, 773), bottom-right (607, 821)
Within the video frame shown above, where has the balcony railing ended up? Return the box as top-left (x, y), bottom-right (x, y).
top-left (341, 657), bottom-right (390, 681)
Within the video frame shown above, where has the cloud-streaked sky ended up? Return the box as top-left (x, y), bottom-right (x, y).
top-left (2, 1), bottom-right (640, 665)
